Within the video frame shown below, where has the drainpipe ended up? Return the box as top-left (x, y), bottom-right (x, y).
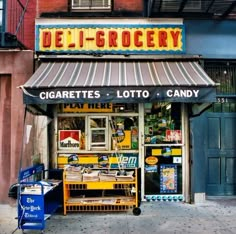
top-left (1, 0), bottom-right (6, 46)
top-left (182, 103), bottom-right (191, 203)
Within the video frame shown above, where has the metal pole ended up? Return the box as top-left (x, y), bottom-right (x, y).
top-left (1, 0), bottom-right (6, 46)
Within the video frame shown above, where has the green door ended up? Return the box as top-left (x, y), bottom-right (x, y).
top-left (206, 113), bottom-right (236, 196)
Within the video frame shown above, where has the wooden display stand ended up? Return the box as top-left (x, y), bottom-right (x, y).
top-left (17, 164), bottom-right (62, 233)
top-left (63, 167), bottom-right (141, 216)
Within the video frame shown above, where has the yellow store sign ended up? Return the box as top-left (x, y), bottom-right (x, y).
top-left (36, 24), bottom-right (185, 54)
top-left (60, 103), bottom-right (113, 113)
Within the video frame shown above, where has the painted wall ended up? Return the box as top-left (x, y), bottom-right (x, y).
top-left (0, 50), bottom-right (33, 203)
top-left (185, 20), bottom-right (236, 59)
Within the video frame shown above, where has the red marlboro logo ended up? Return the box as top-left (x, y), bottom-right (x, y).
top-left (166, 130), bottom-right (182, 143)
top-left (59, 130), bottom-right (80, 149)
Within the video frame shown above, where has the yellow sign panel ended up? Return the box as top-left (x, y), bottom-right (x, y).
top-left (60, 103), bottom-right (113, 113)
top-left (152, 148), bottom-right (182, 156)
top-left (113, 130), bottom-right (131, 150)
top-left (57, 154), bottom-right (98, 168)
top-left (36, 24), bottom-right (185, 54)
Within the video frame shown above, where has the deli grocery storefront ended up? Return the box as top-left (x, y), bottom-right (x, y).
top-left (20, 19), bottom-right (216, 203)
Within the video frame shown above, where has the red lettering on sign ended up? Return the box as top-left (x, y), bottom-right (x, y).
top-left (159, 31), bottom-right (167, 47)
top-left (147, 31), bottom-right (154, 47)
top-left (122, 31), bottom-right (130, 47)
top-left (170, 31), bottom-right (180, 47)
top-left (55, 31), bottom-right (63, 47)
top-left (79, 31), bottom-right (84, 47)
top-left (134, 30), bottom-right (143, 47)
top-left (68, 43), bottom-right (75, 47)
top-left (42, 31), bottom-right (51, 47)
top-left (40, 27), bottom-right (182, 51)
top-left (96, 31), bottom-right (105, 47)
top-left (109, 31), bottom-right (117, 47)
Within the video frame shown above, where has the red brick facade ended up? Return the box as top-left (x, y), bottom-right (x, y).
top-left (37, 0), bottom-right (68, 17)
top-left (114, 0), bottom-right (143, 11)
top-left (6, 0), bottom-right (36, 50)
top-left (37, 0), bottom-right (143, 16)
top-left (16, 0), bottom-right (143, 50)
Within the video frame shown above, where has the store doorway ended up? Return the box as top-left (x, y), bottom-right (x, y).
top-left (206, 112), bottom-right (236, 196)
top-left (143, 103), bottom-right (184, 202)
top-left (191, 103), bottom-right (236, 198)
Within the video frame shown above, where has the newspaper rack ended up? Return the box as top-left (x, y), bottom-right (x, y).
top-left (17, 164), bottom-right (62, 233)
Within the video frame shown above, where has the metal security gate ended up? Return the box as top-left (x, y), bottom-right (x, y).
top-left (206, 112), bottom-right (236, 196)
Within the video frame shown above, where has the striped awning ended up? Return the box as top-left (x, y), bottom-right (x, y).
top-left (21, 60), bottom-right (217, 104)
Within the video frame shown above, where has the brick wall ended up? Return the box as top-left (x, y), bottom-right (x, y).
top-left (6, 0), bottom-right (143, 50)
top-left (37, 0), bottom-right (68, 16)
top-left (114, 0), bottom-right (143, 11)
top-left (7, 0), bottom-right (36, 50)
top-left (36, 0), bottom-right (143, 15)
top-left (23, 0), bottom-right (36, 50)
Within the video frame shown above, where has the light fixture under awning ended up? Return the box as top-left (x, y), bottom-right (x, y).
top-left (20, 60), bottom-right (217, 104)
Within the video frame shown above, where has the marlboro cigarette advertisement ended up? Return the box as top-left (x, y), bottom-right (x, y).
top-left (58, 130), bottom-right (80, 150)
top-left (166, 130), bottom-right (182, 143)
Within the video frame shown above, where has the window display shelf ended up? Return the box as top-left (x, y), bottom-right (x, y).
top-left (65, 204), bottom-right (134, 212)
top-left (67, 196), bottom-right (135, 205)
top-left (63, 167), bottom-right (141, 215)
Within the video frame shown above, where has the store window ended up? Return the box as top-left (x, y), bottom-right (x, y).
top-left (205, 60), bottom-right (236, 95)
top-left (89, 116), bottom-right (108, 150)
top-left (110, 116), bottom-right (139, 150)
top-left (144, 103), bottom-right (183, 201)
top-left (208, 102), bottom-right (236, 113)
top-left (144, 103), bottom-right (181, 145)
top-left (71, 0), bottom-right (111, 11)
top-left (57, 103), bottom-right (139, 169)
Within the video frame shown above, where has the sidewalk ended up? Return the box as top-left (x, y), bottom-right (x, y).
top-left (1, 199), bottom-right (236, 234)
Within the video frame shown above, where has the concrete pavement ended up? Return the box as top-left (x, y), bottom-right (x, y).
top-left (1, 198), bottom-right (236, 234)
